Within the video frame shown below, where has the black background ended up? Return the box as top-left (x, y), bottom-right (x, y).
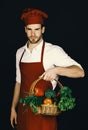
top-left (0, 0), bottom-right (88, 130)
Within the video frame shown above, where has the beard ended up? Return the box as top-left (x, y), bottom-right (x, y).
top-left (28, 35), bottom-right (42, 44)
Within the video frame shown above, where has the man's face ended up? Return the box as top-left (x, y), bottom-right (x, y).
top-left (25, 24), bottom-right (45, 43)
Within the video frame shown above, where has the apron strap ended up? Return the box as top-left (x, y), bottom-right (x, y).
top-left (19, 49), bottom-right (26, 62)
top-left (41, 41), bottom-right (45, 63)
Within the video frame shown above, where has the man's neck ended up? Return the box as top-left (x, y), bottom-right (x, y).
top-left (27, 39), bottom-right (43, 52)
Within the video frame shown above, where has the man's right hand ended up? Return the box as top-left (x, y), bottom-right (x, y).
top-left (10, 108), bottom-right (17, 128)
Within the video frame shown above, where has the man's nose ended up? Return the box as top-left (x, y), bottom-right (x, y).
top-left (31, 31), bottom-right (35, 36)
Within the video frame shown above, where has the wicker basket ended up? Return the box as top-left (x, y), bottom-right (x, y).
top-left (29, 77), bottom-right (63, 116)
top-left (41, 104), bottom-right (61, 116)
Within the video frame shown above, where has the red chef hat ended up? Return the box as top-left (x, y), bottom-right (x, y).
top-left (21, 8), bottom-right (48, 25)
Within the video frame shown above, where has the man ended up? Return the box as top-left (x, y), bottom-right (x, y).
top-left (10, 8), bottom-right (85, 130)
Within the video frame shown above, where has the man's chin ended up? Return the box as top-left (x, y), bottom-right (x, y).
top-left (30, 40), bottom-right (37, 44)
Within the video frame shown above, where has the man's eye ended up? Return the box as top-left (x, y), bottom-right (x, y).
top-left (35, 28), bottom-right (40, 31)
top-left (27, 28), bottom-right (31, 30)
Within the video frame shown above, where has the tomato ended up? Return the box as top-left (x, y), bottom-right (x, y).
top-left (43, 98), bottom-right (53, 105)
top-left (34, 87), bottom-right (45, 96)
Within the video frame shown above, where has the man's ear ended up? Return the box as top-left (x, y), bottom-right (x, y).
top-left (42, 26), bottom-right (45, 34)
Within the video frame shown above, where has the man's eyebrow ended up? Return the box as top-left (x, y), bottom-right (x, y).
top-left (26, 27), bottom-right (41, 30)
top-left (35, 27), bottom-right (41, 30)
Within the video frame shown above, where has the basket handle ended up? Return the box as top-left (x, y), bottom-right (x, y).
top-left (29, 76), bottom-right (63, 96)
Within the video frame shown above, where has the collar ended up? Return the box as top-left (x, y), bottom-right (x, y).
top-left (24, 40), bottom-right (44, 52)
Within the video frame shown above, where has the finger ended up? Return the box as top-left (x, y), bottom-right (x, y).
top-left (15, 117), bottom-right (17, 125)
top-left (39, 73), bottom-right (45, 78)
top-left (11, 120), bottom-right (14, 128)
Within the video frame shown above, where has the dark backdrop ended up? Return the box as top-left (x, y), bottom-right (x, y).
top-left (0, 0), bottom-right (87, 130)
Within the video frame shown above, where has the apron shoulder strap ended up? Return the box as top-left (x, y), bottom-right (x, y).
top-left (19, 49), bottom-right (26, 62)
top-left (41, 41), bottom-right (45, 63)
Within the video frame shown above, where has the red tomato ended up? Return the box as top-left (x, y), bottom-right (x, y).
top-left (34, 87), bottom-right (45, 96)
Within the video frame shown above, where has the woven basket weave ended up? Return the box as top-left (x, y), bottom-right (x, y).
top-left (29, 77), bottom-right (63, 116)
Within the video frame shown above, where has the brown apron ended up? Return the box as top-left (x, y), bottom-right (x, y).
top-left (17, 42), bottom-right (57, 130)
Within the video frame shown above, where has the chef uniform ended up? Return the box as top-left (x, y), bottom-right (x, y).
top-left (16, 8), bottom-right (82, 130)
top-left (17, 8), bottom-right (57, 130)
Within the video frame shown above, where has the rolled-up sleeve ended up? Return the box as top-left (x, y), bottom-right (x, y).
top-left (16, 50), bottom-right (21, 83)
top-left (53, 46), bottom-right (83, 68)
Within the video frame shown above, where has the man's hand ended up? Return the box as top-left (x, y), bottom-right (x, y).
top-left (40, 68), bottom-right (57, 81)
top-left (10, 108), bottom-right (17, 128)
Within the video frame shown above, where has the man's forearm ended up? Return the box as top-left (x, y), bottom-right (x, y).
top-left (55, 65), bottom-right (85, 78)
top-left (11, 82), bottom-right (21, 111)
top-left (40, 65), bottom-right (85, 82)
